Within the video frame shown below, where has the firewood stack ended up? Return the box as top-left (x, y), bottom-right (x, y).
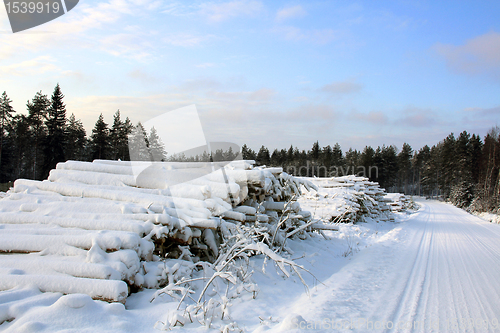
top-left (0, 160), bottom-right (317, 302)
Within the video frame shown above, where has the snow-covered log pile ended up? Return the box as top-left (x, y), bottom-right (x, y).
top-left (0, 160), bottom-right (317, 304)
top-left (384, 193), bottom-right (418, 212)
top-left (298, 175), bottom-right (394, 223)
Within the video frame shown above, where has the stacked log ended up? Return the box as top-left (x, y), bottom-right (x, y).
top-left (298, 175), bottom-right (394, 223)
top-left (384, 193), bottom-right (415, 212)
top-left (0, 160), bottom-right (317, 302)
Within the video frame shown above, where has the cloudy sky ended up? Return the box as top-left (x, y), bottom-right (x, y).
top-left (0, 0), bottom-right (499, 153)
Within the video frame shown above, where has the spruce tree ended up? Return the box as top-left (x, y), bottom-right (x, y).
top-left (128, 122), bottom-right (149, 161)
top-left (331, 143), bottom-right (344, 169)
top-left (10, 114), bottom-right (31, 179)
top-left (321, 145), bottom-right (333, 168)
top-left (43, 84), bottom-right (67, 177)
top-left (66, 114), bottom-right (87, 161)
top-left (223, 146), bottom-right (237, 161)
top-left (286, 145), bottom-right (294, 164)
top-left (345, 148), bottom-right (360, 175)
top-left (241, 144), bottom-right (256, 160)
top-left (0, 92), bottom-right (15, 180)
top-left (109, 110), bottom-right (133, 160)
top-left (27, 91), bottom-right (50, 179)
top-left (256, 145), bottom-right (270, 166)
top-left (380, 145), bottom-right (398, 191)
top-left (310, 141), bottom-right (320, 160)
top-left (148, 127), bottom-right (166, 161)
top-left (440, 133), bottom-right (456, 197)
top-left (89, 114), bottom-right (110, 161)
top-left (360, 146), bottom-right (375, 180)
top-left (397, 143), bottom-right (413, 194)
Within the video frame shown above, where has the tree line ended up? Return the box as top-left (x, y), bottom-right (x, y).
top-left (242, 128), bottom-right (499, 213)
top-left (0, 85), bottom-right (166, 182)
top-left (1, 85), bottom-right (498, 213)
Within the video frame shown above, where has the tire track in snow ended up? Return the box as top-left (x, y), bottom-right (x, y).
top-left (370, 200), bottom-right (500, 333)
top-left (270, 200), bottom-right (500, 333)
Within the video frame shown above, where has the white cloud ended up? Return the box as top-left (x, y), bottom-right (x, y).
top-left (351, 111), bottom-right (388, 125)
top-left (0, 56), bottom-right (60, 76)
top-left (463, 106), bottom-right (500, 117)
top-left (320, 80), bottom-right (363, 95)
top-left (0, 0), bottom-right (160, 61)
top-left (434, 31), bottom-right (500, 80)
top-left (396, 106), bottom-right (440, 128)
top-left (200, 0), bottom-right (263, 22)
top-left (275, 5), bottom-right (306, 22)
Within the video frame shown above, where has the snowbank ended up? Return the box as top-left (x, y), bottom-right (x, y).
top-left (475, 212), bottom-right (500, 224)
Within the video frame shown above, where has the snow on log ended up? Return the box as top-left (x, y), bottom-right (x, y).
top-left (0, 232), bottom-right (140, 253)
top-left (0, 255), bottom-right (123, 280)
top-left (298, 175), bottom-right (393, 223)
top-left (0, 159), bottom-right (321, 303)
top-left (0, 212), bottom-right (146, 235)
top-left (0, 274), bottom-right (128, 303)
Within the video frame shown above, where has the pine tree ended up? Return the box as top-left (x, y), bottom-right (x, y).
top-left (0, 92), bottom-right (15, 180)
top-left (27, 91), bottom-right (50, 179)
top-left (89, 114), bottom-right (110, 160)
top-left (65, 114), bottom-right (87, 161)
top-left (43, 84), bottom-right (67, 177)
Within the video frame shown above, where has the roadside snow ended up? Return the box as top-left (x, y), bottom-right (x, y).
top-left (0, 210), bottom-right (403, 332)
top-left (475, 212), bottom-right (500, 224)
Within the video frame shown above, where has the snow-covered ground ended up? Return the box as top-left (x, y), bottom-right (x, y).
top-left (2, 193), bottom-right (500, 332)
top-left (0, 207), bottom-right (400, 332)
top-left (474, 212), bottom-right (500, 224)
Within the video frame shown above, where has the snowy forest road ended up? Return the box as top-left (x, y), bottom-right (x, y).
top-left (282, 199), bottom-right (500, 332)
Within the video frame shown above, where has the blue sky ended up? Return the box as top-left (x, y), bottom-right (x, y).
top-left (0, 0), bottom-right (499, 153)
